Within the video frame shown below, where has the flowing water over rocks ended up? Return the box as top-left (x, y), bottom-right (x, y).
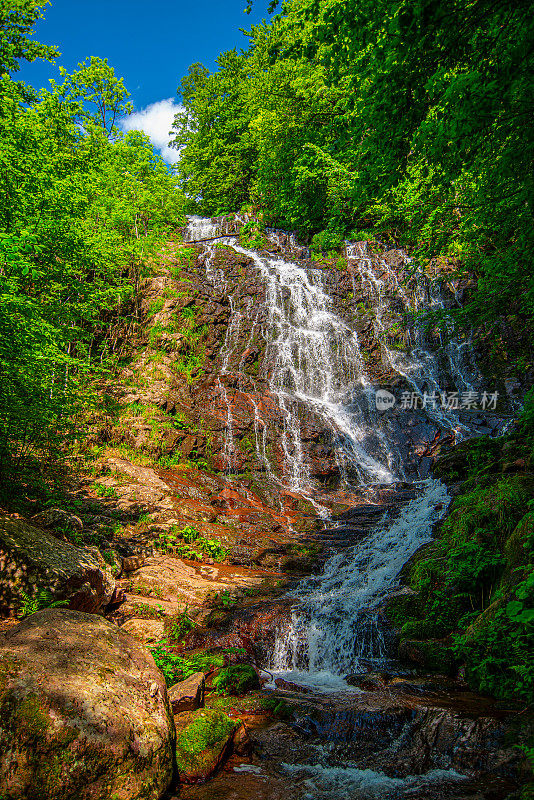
top-left (173, 217), bottom-right (517, 799)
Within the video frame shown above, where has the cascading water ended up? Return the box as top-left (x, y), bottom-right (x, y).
top-left (347, 241), bottom-right (481, 436)
top-left (270, 479), bottom-right (450, 689)
top-left (184, 215), bottom-right (479, 686)
top-left (182, 215), bottom-right (506, 797)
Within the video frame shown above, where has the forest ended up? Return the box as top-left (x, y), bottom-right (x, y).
top-left (0, 1), bottom-right (533, 799)
top-left (0, 0), bottom-right (185, 482)
top-left (174, 0), bottom-right (534, 323)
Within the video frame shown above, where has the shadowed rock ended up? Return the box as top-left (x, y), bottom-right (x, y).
top-left (0, 609), bottom-right (175, 800)
top-left (0, 516), bottom-right (115, 616)
top-left (169, 671), bottom-right (205, 714)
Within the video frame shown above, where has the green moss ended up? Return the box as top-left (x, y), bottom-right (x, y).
top-left (400, 619), bottom-right (446, 639)
top-left (175, 709), bottom-right (237, 774)
top-left (382, 593), bottom-right (424, 629)
top-left (399, 639), bottom-right (456, 675)
top-left (11, 692), bottom-right (49, 739)
top-left (213, 664), bottom-right (260, 696)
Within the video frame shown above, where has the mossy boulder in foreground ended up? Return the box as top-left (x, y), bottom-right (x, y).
top-left (0, 609), bottom-right (175, 799)
top-left (174, 708), bottom-right (239, 783)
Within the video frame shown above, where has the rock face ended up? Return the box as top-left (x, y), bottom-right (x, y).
top-left (0, 609), bottom-right (175, 800)
top-left (0, 516), bottom-right (115, 616)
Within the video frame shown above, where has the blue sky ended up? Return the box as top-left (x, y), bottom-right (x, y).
top-left (19, 0), bottom-right (273, 162)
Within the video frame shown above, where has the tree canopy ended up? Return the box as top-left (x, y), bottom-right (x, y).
top-left (174, 0), bottom-right (534, 323)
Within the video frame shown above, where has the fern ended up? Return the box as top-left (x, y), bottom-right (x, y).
top-left (18, 588), bottom-right (68, 618)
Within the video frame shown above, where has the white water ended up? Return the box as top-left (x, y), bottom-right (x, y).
top-left (186, 216), bottom-right (399, 487)
top-left (270, 479), bottom-right (450, 681)
top-left (281, 763), bottom-right (465, 800)
top-left (347, 241), bottom-right (481, 437)
top-left (185, 216), bottom-right (474, 685)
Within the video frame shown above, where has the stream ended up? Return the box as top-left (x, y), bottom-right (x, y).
top-left (179, 217), bottom-right (514, 799)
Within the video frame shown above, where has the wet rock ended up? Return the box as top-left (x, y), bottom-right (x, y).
top-left (0, 515), bottom-right (115, 616)
top-left (174, 708), bottom-right (239, 783)
top-left (233, 722), bottom-right (252, 755)
top-left (0, 609), bottom-right (175, 800)
top-left (169, 672), bottom-right (205, 714)
top-left (274, 678), bottom-right (314, 693)
top-left (345, 672), bottom-right (390, 691)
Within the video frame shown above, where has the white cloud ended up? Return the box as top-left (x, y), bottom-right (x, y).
top-left (121, 98), bottom-right (183, 164)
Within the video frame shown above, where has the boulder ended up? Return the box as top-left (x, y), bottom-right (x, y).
top-left (30, 507), bottom-right (83, 531)
top-left (169, 671), bottom-right (205, 714)
top-left (0, 609), bottom-right (175, 800)
top-left (0, 516), bottom-right (115, 616)
top-left (174, 708), bottom-right (238, 783)
top-left (121, 618), bottom-right (166, 644)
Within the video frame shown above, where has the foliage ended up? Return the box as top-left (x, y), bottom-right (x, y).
top-left (0, 0), bottom-right (58, 80)
top-left (169, 605), bottom-right (198, 642)
top-left (399, 411), bottom-right (534, 702)
top-left (0, 9), bottom-right (185, 485)
top-left (156, 524), bottom-right (227, 562)
top-left (173, 0), bottom-right (534, 322)
top-left (212, 664), bottom-right (260, 696)
top-left (18, 588), bottom-right (68, 618)
top-left (148, 640), bottom-right (224, 686)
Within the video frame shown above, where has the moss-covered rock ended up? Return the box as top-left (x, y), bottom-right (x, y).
top-left (0, 515), bottom-right (116, 616)
top-left (462, 597), bottom-right (509, 644)
top-left (382, 591), bottom-right (425, 629)
top-left (503, 512), bottom-right (534, 586)
top-left (398, 638), bottom-right (457, 675)
top-left (174, 708), bottom-right (238, 782)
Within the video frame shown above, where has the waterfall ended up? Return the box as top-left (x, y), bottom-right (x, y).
top-left (346, 241), bottom-right (481, 437)
top-left (185, 216), bottom-right (486, 688)
top-left (270, 479), bottom-right (450, 688)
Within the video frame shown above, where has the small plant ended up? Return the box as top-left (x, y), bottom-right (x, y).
top-left (169, 605), bottom-right (198, 642)
top-left (94, 483), bottom-right (118, 499)
top-left (155, 525), bottom-right (227, 562)
top-left (149, 641), bottom-right (186, 685)
top-left (212, 589), bottom-right (235, 609)
top-left (18, 589), bottom-right (68, 618)
top-left (149, 641), bottom-right (224, 686)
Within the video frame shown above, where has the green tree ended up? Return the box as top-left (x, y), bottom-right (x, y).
top-left (0, 30), bottom-right (185, 482)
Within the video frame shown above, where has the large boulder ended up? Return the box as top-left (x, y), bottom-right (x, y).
top-left (0, 515), bottom-right (115, 616)
top-left (0, 609), bottom-right (175, 800)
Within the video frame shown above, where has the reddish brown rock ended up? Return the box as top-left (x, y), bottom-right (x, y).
top-left (0, 609), bottom-right (175, 800)
top-left (169, 671), bottom-right (205, 714)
